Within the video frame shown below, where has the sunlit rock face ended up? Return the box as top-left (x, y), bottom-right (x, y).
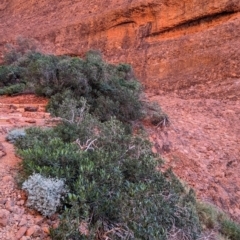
top-left (0, 0), bottom-right (240, 96)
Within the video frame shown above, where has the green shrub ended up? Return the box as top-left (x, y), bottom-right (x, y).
top-left (14, 127), bottom-right (55, 150)
top-left (0, 83), bottom-right (25, 95)
top-left (46, 51), bottom-right (142, 122)
top-left (22, 173), bottom-right (66, 216)
top-left (220, 219), bottom-right (240, 240)
top-left (142, 101), bottom-right (170, 127)
top-left (2, 44), bottom-right (143, 122)
top-left (24, 54), bottom-right (59, 96)
top-left (4, 43), bottom-right (201, 239)
top-left (3, 36), bottom-right (38, 64)
top-left (6, 128), bottom-right (26, 143)
top-left (0, 65), bottom-right (25, 87)
top-left (17, 106), bottom-right (201, 239)
top-left (197, 202), bottom-right (240, 240)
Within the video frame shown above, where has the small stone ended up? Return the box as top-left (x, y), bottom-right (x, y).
top-left (26, 214), bottom-right (33, 220)
top-left (12, 206), bottom-right (23, 214)
top-left (44, 113), bottom-right (51, 118)
top-left (20, 237), bottom-right (31, 240)
top-left (17, 108), bottom-right (25, 113)
top-left (5, 199), bottom-right (14, 212)
top-left (13, 214), bottom-right (22, 222)
top-left (25, 119), bottom-right (36, 124)
top-left (9, 104), bottom-right (17, 110)
top-left (41, 225), bottom-right (50, 234)
top-left (52, 221), bottom-right (59, 229)
top-left (17, 200), bottom-right (25, 206)
top-left (19, 217), bottom-right (27, 227)
top-left (0, 209), bottom-right (10, 227)
top-left (2, 175), bottom-right (14, 182)
top-left (26, 225), bottom-right (40, 237)
top-left (0, 199), bottom-right (7, 205)
top-left (16, 226), bottom-right (27, 240)
top-left (24, 106), bottom-right (38, 112)
top-left (34, 215), bottom-right (44, 225)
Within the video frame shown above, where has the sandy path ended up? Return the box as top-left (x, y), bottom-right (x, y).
top-left (0, 95), bottom-right (55, 240)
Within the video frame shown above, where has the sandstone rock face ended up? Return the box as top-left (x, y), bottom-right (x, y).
top-left (0, 0), bottom-right (240, 97)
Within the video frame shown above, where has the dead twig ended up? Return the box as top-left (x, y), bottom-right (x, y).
top-left (75, 138), bottom-right (97, 151)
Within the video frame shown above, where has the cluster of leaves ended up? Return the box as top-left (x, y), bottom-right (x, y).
top-left (0, 37), bottom-right (38, 95)
top-left (0, 65), bottom-right (25, 95)
top-left (22, 173), bottom-right (66, 217)
top-left (1, 39), bottom-right (142, 122)
top-left (197, 202), bottom-right (240, 240)
top-left (5, 38), bottom-right (202, 239)
top-left (6, 128), bottom-right (26, 143)
top-left (16, 100), bottom-right (201, 239)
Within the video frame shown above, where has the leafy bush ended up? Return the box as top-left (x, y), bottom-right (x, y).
top-left (14, 127), bottom-right (55, 150)
top-left (22, 173), bottom-right (66, 216)
top-left (2, 45), bottom-right (143, 122)
top-left (0, 83), bottom-right (25, 95)
top-left (4, 40), bottom-right (204, 239)
top-left (3, 36), bottom-right (38, 64)
top-left (197, 202), bottom-right (240, 240)
top-left (6, 128), bottom-right (26, 143)
top-left (45, 51), bottom-right (142, 122)
top-left (17, 104), bottom-right (201, 239)
top-left (142, 101), bottom-right (170, 127)
top-left (220, 219), bottom-right (240, 240)
top-left (0, 65), bottom-right (25, 87)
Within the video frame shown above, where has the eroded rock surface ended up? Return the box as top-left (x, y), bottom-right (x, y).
top-left (147, 91), bottom-right (240, 221)
top-left (0, 0), bottom-right (239, 97)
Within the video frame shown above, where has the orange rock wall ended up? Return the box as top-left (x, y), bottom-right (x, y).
top-left (0, 0), bottom-right (240, 93)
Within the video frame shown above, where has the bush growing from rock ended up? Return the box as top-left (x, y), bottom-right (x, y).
top-left (0, 65), bottom-right (25, 87)
top-left (2, 45), bottom-right (143, 122)
top-left (4, 41), bottom-right (204, 239)
top-left (0, 83), bottom-right (25, 96)
top-left (18, 104), bottom-right (201, 239)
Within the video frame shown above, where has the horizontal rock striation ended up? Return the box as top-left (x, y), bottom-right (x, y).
top-left (0, 0), bottom-right (240, 97)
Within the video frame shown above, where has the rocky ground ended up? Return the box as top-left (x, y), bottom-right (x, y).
top-left (0, 95), bottom-right (56, 240)
top-left (147, 90), bottom-right (240, 222)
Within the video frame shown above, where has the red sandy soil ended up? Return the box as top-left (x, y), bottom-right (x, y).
top-left (147, 91), bottom-right (240, 222)
top-left (0, 95), bottom-right (55, 240)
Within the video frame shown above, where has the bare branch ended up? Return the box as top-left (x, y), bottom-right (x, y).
top-left (75, 138), bottom-right (97, 151)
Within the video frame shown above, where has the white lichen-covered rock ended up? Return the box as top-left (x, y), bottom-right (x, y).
top-left (22, 174), bottom-right (66, 217)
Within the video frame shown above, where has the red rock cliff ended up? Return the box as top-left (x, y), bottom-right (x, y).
top-left (0, 0), bottom-right (240, 96)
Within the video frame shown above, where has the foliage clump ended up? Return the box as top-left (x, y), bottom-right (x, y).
top-left (4, 38), bottom-right (203, 239)
top-left (197, 202), bottom-right (240, 240)
top-left (17, 101), bottom-right (201, 239)
top-left (1, 41), bottom-right (142, 122)
top-left (22, 173), bottom-right (66, 217)
top-left (6, 128), bottom-right (26, 143)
